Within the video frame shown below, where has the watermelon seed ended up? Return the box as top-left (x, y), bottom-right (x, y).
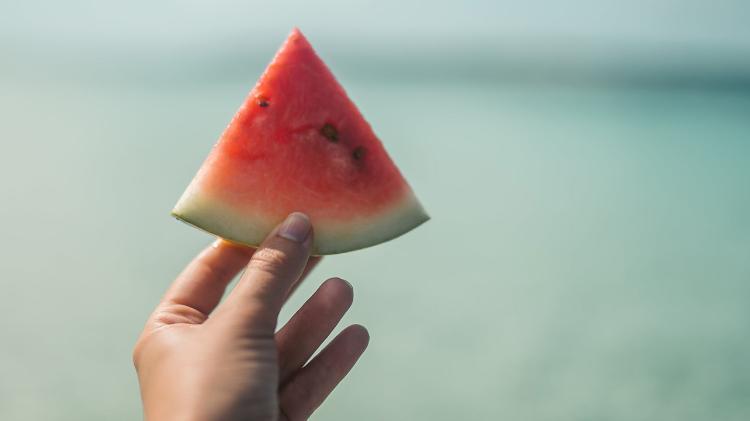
top-left (353, 146), bottom-right (366, 160)
top-left (320, 124), bottom-right (339, 142)
top-left (257, 96), bottom-right (270, 107)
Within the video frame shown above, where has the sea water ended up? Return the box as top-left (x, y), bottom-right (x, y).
top-left (1, 58), bottom-right (749, 420)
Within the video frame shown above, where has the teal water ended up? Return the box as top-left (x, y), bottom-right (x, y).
top-left (1, 64), bottom-right (749, 420)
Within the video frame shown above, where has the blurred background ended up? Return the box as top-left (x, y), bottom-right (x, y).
top-left (1, 1), bottom-right (749, 419)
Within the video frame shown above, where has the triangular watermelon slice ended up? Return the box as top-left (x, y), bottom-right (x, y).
top-left (172, 28), bottom-right (428, 254)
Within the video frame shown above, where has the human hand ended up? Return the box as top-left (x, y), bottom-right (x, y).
top-left (133, 213), bottom-right (369, 421)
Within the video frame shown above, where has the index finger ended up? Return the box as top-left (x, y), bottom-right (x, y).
top-left (155, 239), bottom-right (255, 318)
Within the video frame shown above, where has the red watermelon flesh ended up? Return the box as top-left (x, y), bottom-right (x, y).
top-left (172, 28), bottom-right (428, 254)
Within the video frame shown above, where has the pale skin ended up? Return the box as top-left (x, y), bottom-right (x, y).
top-left (133, 213), bottom-right (369, 421)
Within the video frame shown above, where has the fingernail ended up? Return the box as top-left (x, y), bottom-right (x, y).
top-left (277, 212), bottom-right (311, 243)
top-left (338, 277), bottom-right (353, 290)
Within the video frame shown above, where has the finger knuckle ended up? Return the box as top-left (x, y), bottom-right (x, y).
top-left (248, 247), bottom-right (289, 276)
top-left (152, 303), bottom-right (207, 325)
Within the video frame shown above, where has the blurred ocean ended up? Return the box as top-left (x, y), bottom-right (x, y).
top-left (1, 1), bottom-right (750, 420)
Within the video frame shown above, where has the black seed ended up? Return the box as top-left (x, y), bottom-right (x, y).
top-left (320, 123), bottom-right (339, 142)
top-left (352, 146), bottom-right (366, 160)
top-left (257, 96), bottom-right (269, 107)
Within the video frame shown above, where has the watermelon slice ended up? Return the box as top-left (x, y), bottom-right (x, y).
top-left (172, 28), bottom-right (428, 254)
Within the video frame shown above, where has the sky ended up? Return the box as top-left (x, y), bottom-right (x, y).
top-left (3, 0), bottom-right (750, 56)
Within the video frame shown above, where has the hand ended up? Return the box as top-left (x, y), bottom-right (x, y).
top-left (133, 213), bottom-right (369, 421)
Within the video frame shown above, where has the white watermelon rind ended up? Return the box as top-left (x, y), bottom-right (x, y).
top-left (171, 187), bottom-right (429, 255)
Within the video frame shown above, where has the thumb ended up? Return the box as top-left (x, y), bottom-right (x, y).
top-left (214, 212), bottom-right (313, 334)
